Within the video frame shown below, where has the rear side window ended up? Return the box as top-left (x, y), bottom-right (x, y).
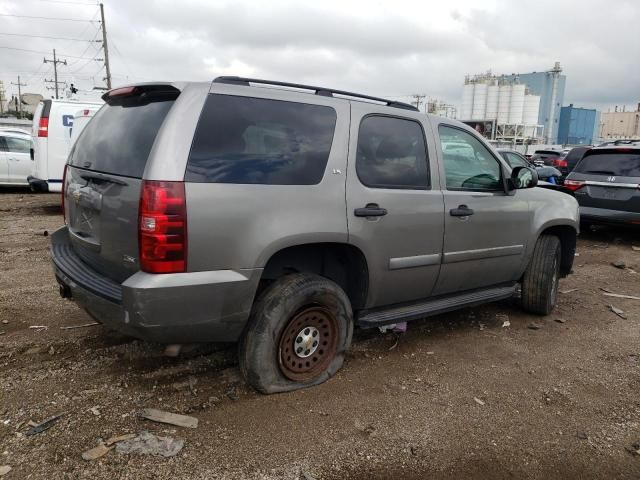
top-left (356, 115), bottom-right (429, 189)
top-left (69, 92), bottom-right (177, 178)
top-left (5, 137), bottom-right (31, 154)
top-left (186, 95), bottom-right (337, 185)
top-left (574, 151), bottom-right (640, 177)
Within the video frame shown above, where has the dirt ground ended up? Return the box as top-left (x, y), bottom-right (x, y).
top-left (1, 189), bottom-right (639, 480)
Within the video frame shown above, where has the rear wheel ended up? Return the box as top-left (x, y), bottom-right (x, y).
top-left (239, 274), bottom-right (353, 394)
top-left (521, 235), bottom-right (561, 315)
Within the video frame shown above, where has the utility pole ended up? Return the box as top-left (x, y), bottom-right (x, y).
top-left (411, 94), bottom-right (426, 111)
top-left (100, 3), bottom-right (112, 89)
top-left (0, 80), bottom-right (6, 114)
top-left (10, 75), bottom-right (27, 116)
top-left (44, 49), bottom-right (67, 99)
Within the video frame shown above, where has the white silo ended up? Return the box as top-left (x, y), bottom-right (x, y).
top-left (461, 83), bottom-right (475, 120)
top-left (472, 82), bottom-right (487, 119)
top-left (508, 84), bottom-right (526, 124)
top-left (523, 94), bottom-right (541, 125)
top-left (497, 84), bottom-right (512, 124)
top-left (485, 84), bottom-right (499, 120)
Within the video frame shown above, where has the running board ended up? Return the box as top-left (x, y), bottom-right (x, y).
top-left (357, 284), bottom-right (516, 328)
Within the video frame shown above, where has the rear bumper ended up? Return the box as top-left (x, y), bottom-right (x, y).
top-left (28, 176), bottom-right (49, 193)
top-left (580, 206), bottom-right (640, 225)
top-left (50, 226), bottom-right (262, 343)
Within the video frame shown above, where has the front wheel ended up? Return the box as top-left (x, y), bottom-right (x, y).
top-left (521, 235), bottom-right (561, 315)
top-left (239, 274), bottom-right (353, 394)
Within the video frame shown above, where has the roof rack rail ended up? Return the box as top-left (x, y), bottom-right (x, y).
top-left (213, 76), bottom-right (419, 112)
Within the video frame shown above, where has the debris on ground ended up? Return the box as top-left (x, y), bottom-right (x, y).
top-left (139, 408), bottom-right (198, 428)
top-left (115, 431), bottom-right (184, 457)
top-left (1, 320), bottom-right (8, 324)
top-left (379, 322), bottom-right (407, 333)
top-left (528, 323), bottom-right (543, 330)
top-left (0, 466), bottom-right (11, 476)
top-left (611, 260), bottom-right (627, 269)
top-left (632, 246), bottom-right (640, 252)
top-left (89, 406), bottom-right (100, 416)
top-left (473, 397), bottom-right (485, 406)
top-left (301, 470), bottom-right (317, 480)
top-left (608, 305), bottom-right (627, 319)
top-left (60, 322), bottom-right (99, 330)
top-left (82, 443), bottom-right (113, 461)
top-left (28, 325), bottom-right (48, 330)
top-left (555, 318), bottom-right (567, 324)
top-left (559, 288), bottom-right (579, 294)
top-left (627, 443), bottom-right (640, 456)
top-left (25, 414), bottom-right (63, 436)
top-left (602, 292), bottom-right (640, 301)
top-left (105, 433), bottom-right (137, 445)
top-left (502, 320), bottom-right (511, 328)
top-left (226, 387), bottom-right (239, 401)
top-left (577, 431), bottom-right (588, 440)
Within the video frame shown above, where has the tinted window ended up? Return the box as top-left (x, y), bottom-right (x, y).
top-left (69, 92), bottom-right (177, 178)
top-left (5, 136), bottom-right (31, 154)
top-left (574, 151), bottom-right (640, 177)
top-left (0, 137), bottom-right (8, 152)
top-left (186, 95), bottom-right (336, 185)
top-left (439, 125), bottom-right (502, 190)
top-left (504, 152), bottom-right (529, 168)
top-left (565, 147), bottom-right (589, 169)
top-left (356, 116), bottom-right (429, 189)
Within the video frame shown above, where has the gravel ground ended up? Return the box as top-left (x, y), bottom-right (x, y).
top-left (1, 189), bottom-right (639, 479)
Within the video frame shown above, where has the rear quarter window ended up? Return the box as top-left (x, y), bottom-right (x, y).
top-left (185, 95), bottom-right (337, 185)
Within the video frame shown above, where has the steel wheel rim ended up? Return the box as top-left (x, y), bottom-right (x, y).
top-left (278, 306), bottom-right (339, 382)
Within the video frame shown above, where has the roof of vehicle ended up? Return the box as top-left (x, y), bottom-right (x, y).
top-left (586, 145), bottom-right (640, 153)
top-left (533, 149), bottom-right (562, 154)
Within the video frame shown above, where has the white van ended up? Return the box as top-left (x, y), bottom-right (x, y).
top-left (30, 98), bottom-right (103, 192)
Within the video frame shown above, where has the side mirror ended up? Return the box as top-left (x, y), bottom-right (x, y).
top-left (507, 166), bottom-right (538, 192)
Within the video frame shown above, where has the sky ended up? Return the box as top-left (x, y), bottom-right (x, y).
top-left (1, 0), bottom-right (639, 113)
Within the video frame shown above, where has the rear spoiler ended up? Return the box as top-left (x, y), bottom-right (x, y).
top-left (102, 84), bottom-right (180, 105)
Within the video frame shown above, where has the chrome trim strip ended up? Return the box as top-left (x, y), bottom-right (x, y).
top-left (389, 253), bottom-right (441, 270)
top-left (586, 181), bottom-right (639, 188)
top-left (443, 245), bottom-right (524, 264)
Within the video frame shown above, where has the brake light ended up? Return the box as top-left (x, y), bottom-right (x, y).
top-left (564, 179), bottom-right (586, 191)
top-left (551, 158), bottom-right (568, 168)
top-left (139, 180), bottom-right (187, 274)
top-left (38, 116), bottom-right (49, 137)
top-left (62, 164), bottom-right (68, 223)
top-left (106, 86), bottom-right (138, 98)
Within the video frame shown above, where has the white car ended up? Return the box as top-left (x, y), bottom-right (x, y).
top-left (0, 130), bottom-right (33, 186)
top-left (29, 98), bottom-right (103, 193)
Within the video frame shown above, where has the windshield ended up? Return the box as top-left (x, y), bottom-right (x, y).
top-left (69, 91), bottom-right (177, 178)
top-left (574, 152), bottom-right (640, 177)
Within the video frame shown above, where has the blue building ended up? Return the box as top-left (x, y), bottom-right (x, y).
top-left (557, 104), bottom-right (600, 145)
top-left (502, 63), bottom-right (566, 143)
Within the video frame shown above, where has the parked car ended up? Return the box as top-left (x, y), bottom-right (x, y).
top-left (50, 77), bottom-right (579, 393)
top-left (530, 149), bottom-right (569, 178)
top-left (564, 144), bottom-right (640, 227)
top-left (563, 146), bottom-right (591, 172)
top-left (29, 98), bottom-right (103, 193)
top-left (497, 149), bottom-right (562, 184)
top-left (0, 130), bottom-right (33, 186)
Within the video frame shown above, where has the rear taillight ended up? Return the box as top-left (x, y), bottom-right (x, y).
top-left (139, 180), bottom-right (187, 274)
top-left (564, 179), bottom-right (586, 191)
top-left (62, 164), bottom-right (68, 224)
top-left (551, 158), bottom-right (568, 168)
top-left (38, 116), bottom-right (49, 137)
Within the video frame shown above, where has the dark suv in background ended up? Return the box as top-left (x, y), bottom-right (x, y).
top-left (564, 143), bottom-right (640, 226)
top-left (531, 149), bottom-right (569, 179)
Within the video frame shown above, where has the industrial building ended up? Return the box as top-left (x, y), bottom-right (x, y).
top-left (461, 62), bottom-right (566, 144)
top-left (557, 104), bottom-right (600, 145)
top-left (599, 104), bottom-right (640, 139)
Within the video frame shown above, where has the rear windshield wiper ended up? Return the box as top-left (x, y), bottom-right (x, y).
top-left (584, 170), bottom-right (616, 175)
top-left (79, 171), bottom-right (129, 186)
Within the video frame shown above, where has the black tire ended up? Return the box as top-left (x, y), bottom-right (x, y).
top-left (239, 273), bottom-right (353, 394)
top-left (521, 235), bottom-right (561, 315)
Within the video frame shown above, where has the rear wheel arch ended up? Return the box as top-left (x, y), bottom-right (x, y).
top-left (257, 242), bottom-right (369, 311)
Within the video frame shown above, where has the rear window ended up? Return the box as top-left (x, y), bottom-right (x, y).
top-left (69, 91), bottom-right (177, 178)
top-left (574, 151), bottom-right (640, 177)
top-left (185, 95), bottom-right (337, 185)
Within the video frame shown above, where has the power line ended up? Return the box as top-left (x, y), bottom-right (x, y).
top-left (0, 46), bottom-right (97, 59)
top-left (39, 0), bottom-right (99, 5)
top-left (0, 32), bottom-right (102, 42)
top-left (44, 49), bottom-right (67, 99)
top-left (0, 13), bottom-right (97, 22)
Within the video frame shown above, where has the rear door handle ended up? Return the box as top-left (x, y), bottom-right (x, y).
top-left (354, 203), bottom-right (388, 217)
top-left (450, 205), bottom-right (474, 217)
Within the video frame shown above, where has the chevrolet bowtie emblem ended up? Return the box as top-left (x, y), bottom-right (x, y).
top-left (72, 190), bottom-right (82, 203)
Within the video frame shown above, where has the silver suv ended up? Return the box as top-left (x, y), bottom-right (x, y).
top-left (50, 77), bottom-right (579, 393)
